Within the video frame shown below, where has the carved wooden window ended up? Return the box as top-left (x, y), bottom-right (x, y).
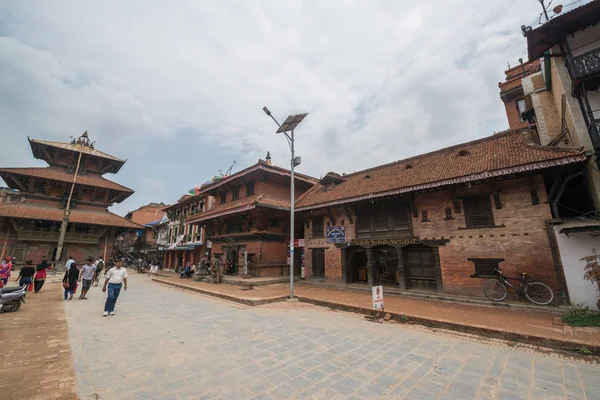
top-left (469, 258), bottom-right (503, 277)
top-left (232, 187), bottom-right (240, 201)
top-left (463, 195), bottom-right (494, 228)
top-left (246, 182), bottom-right (255, 196)
top-left (220, 191), bottom-right (227, 205)
top-left (312, 216), bottom-right (324, 238)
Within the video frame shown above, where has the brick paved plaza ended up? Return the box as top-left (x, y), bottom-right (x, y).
top-left (54, 274), bottom-right (600, 400)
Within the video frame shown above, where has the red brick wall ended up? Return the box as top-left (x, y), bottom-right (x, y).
top-left (304, 208), bottom-right (355, 282)
top-left (413, 176), bottom-right (555, 296)
top-left (303, 176), bottom-right (559, 296)
top-left (504, 101), bottom-right (530, 130)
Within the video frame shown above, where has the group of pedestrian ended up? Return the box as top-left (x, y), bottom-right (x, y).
top-left (2, 253), bottom-right (129, 317)
top-left (7, 257), bottom-right (53, 293)
top-left (61, 256), bottom-right (106, 300)
top-left (61, 255), bottom-right (128, 316)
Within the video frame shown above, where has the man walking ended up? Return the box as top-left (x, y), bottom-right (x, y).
top-left (102, 258), bottom-right (128, 316)
top-left (79, 257), bottom-right (96, 300)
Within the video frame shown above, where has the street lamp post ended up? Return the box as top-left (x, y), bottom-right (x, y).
top-left (263, 107), bottom-right (308, 300)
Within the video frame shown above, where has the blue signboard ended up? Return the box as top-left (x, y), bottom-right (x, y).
top-left (326, 226), bottom-right (346, 243)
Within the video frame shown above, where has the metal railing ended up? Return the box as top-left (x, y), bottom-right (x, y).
top-left (570, 47), bottom-right (600, 79)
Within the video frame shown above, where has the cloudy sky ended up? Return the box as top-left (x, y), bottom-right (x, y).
top-left (0, 0), bottom-right (578, 216)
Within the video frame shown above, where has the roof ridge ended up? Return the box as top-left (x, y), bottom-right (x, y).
top-left (342, 129), bottom-right (520, 178)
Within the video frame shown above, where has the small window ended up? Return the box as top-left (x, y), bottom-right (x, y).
top-left (420, 211), bottom-right (429, 222)
top-left (444, 208), bottom-right (453, 220)
top-left (220, 191), bottom-right (227, 205)
top-left (232, 187), bottom-right (240, 201)
top-left (312, 216), bottom-right (324, 238)
top-left (516, 99), bottom-right (527, 122)
top-left (246, 182), bottom-right (255, 196)
top-left (463, 195), bottom-right (494, 228)
top-left (469, 258), bottom-right (504, 277)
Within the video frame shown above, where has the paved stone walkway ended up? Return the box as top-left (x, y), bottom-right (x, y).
top-left (154, 275), bottom-right (600, 350)
top-left (65, 274), bottom-right (599, 400)
top-left (1, 281), bottom-right (77, 400)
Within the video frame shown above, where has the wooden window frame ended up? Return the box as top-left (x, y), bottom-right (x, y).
top-left (312, 216), bottom-right (324, 238)
top-left (220, 191), bottom-right (227, 205)
top-left (232, 187), bottom-right (240, 201)
top-left (469, 258), bottom-right (504, 278)
top-left (463, 195), bottom-right (495, 228)
top-left (246, 182), bottom-right (255, 197)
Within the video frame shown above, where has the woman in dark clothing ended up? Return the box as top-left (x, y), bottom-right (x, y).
top-left (34, 257), bottom-right (53, 293)
top-left (62, 263), bottom-right (79, 300)
top-left (16, 260), bottom-right (36, 288)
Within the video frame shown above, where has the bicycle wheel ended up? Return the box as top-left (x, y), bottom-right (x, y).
top-left (482, 279), bottom-right (507, 301)
top-left (525, 282), bottom-right (554, 305)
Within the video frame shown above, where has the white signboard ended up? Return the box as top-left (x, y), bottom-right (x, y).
top-left (243, 251), bottom-right (248, 275)
top-left (372, 285), bottom-right (384, 310)
top-left (149, 265), bottom-right (158, 274)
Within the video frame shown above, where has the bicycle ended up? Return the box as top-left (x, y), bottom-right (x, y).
top-left (482, 268), bottom-right (554, 305)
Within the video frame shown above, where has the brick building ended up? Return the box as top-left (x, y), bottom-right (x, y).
top-left (162, 194), bottom-right (208, 271)
top-left (295, 130), bottom-right (586, 300)
top-left (508, 0), bottom-right (600, 210)
top-left (188, 157), bottom-right (317, 277)
top-left (0, 133), bottom-right (140, 267)
top-left (116, 202), bottom-right (167, 260)
top-left (515, 1), bottom-right (600, 309)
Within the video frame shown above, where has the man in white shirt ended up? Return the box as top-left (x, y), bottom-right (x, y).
top-left (102, 258), bottom-right (128, 316)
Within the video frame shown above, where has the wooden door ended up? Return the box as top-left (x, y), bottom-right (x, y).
top-left (312, 248), bottom-right (325, 278)
top-left (404, 246), bottom-right (436, 290)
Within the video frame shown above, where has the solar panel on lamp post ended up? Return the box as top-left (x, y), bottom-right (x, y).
top-left (262, 107), bottom-right (308, 300)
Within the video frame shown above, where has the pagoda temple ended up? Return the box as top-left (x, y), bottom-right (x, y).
top-left (0, 132), bottom-right (140, 267)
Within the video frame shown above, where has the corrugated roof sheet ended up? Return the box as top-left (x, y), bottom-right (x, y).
top-left (296, 130), bottom-right (586, 210)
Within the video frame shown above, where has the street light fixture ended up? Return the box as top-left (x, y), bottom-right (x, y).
top-left (263, 106), bottom-right (308, 300)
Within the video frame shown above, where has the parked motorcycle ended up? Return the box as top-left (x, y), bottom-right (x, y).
top-left (0, 284), bottom-right (27, 312)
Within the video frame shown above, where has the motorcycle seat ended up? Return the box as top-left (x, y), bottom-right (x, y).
top-left (1, 286), bottom-right (25, 294)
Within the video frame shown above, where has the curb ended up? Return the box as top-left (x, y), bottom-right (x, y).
top-left (152, 278), bottom-right (599, 354)
top-left (152, 278), bottom-right (288, 306)
top-left (296, 281), bottom-right (567, 314)
top-left (294, 296), bottom-right (600, 353)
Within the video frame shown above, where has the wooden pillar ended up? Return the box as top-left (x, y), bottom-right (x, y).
top-left (341, 247), bottom-right (348, 284)
top-left (395, 246), bottom-right (407, 291)
top-left (366, 247), bottom-right (374, 286)
top-left (432, 247), bottom-right (444, 293)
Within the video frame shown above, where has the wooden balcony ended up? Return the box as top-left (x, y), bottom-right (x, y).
top-left (570, 47), bottom-right (600, 79)
top-left (16, 230), bottom-right (102, 244)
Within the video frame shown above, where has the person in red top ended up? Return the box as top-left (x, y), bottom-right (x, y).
top-left (34, 256), bottom-right (53, 293)
top-left (0, 257), bottom-right (12, 287)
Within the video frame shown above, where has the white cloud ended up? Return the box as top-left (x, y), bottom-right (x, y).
top-left (0, 0), bottom-right (548, 213)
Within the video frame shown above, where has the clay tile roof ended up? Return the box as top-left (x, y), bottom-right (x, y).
top-left (187, 195), bottom-right (290, 224)
top-left (198, 160), bottom-right (318, 195)
top-left (29, 139), bottom-right (125, 162)
top-left (0, 203), bottom-right (142, 229)
top-left (0, 167), bottom-right (134, 193)
top-left (295, 130), bottom-right (586, 211)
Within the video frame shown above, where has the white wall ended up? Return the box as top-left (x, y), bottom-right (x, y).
top-left (567, 24), bottom-right (600, 57)
top-left (555, 227), bottom-right (600, 310)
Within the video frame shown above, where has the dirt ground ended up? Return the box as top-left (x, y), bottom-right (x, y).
top-left (0, 281), bottom-right (77, 400)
